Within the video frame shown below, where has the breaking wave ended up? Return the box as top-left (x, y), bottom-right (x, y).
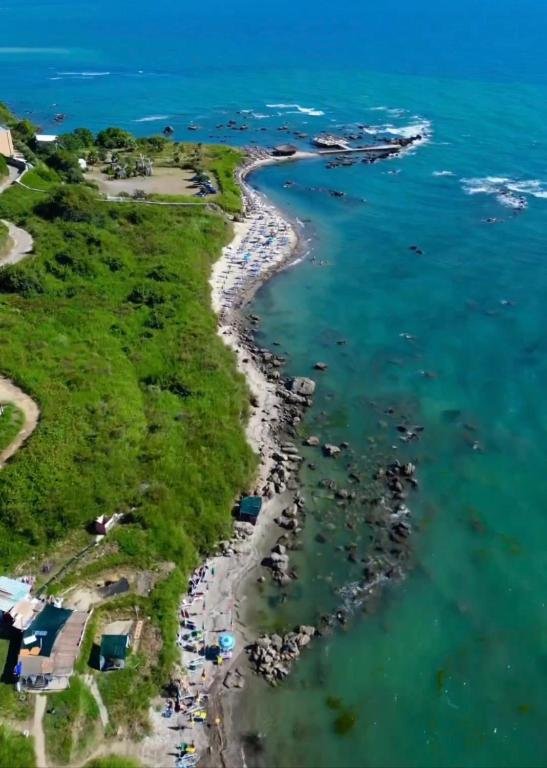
top-left (134, 115), bottom-right (170, 122)
top-left (461, 176), bottom-right (547, 210)
top-left (266, 103), bottom-right (325, 117)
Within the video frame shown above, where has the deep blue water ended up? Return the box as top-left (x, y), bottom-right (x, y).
top-left (1, 2), bottom-right (547, 766)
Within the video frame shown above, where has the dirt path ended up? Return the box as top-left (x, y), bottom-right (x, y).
top-left (0, 377), bottom-right (40, 468)
top-left (0, 218), bottom-right (33, 267)
top-left (33, 694), bottom-right (47, 768)
top-left (0, 164), bottom-right (40, 467)
top-left (83, 674), bottom-right (109, 729)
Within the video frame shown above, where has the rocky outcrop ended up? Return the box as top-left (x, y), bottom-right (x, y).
top-left (247, 625), bottom-right (317, 684)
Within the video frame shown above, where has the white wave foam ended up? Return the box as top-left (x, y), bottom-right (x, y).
top-left (57, 71), bottom-right (111, 77)
top-left (433, 170), bottom-right (454, 177)
top-left (134, 115), bottom-right (169, 122)
top-left (461, 175), bottom-right (547, 210)
top-left (385, 120), bottom-right (431, 139)
top-left (266, 103), bottom-right (325, 117)
top-left (0, 47), bottom-right (69, 54)
top-left (370, 106), bottom-right (407, 117)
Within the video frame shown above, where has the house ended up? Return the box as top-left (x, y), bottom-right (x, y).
top-left (0, 576), bottom-right (43, 632)
top-left (238, 495), bottom-right (263, 525)
top-left (15, 604), bottom-right (91, 691)
top-left (99, 634), bottom-right (130, 671)
top-left (0, 126), bottom-right (15, 158)
top-left (0, 577), bottom-right (30, 615)
top-left (35, 134), bottom-right (58, 147)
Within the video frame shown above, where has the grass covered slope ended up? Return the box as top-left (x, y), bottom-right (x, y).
top-left (0, 163), bottom-right (256, 568)
top-left (0, 725), bottom-right (35, 768)
top-left (0, 404), bottom-right (24, 453)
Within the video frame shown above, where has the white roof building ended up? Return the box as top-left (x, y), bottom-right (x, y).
top-left (35, 134), bottom-right (58, 145)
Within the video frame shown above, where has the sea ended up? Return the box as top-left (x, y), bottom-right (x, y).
top-left (2, 1), bottom-right (547, 766)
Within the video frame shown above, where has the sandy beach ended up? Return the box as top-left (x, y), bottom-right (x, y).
top-left (140, 149), bottom-right (305, 768)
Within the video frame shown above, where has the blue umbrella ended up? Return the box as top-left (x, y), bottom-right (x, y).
top-left (218, 633), bottom-right (235, 651)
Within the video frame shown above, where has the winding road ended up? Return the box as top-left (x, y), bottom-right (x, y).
top-left (0, 161), bottom-right (40, 467)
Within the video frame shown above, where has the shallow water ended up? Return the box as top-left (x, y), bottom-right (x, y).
top-left (2, 2), bottom-right (547, 765)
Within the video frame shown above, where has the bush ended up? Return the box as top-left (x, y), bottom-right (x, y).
top-left (96, 127), bottom-right (135, 149)
top-left (39, 185), bottom-right (100, 223)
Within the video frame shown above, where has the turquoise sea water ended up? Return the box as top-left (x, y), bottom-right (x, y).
top-left (2, 2), bottom-right (547, 766)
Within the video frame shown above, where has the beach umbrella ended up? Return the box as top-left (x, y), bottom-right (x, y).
top-left (218, 633), bottom-right (235, 651)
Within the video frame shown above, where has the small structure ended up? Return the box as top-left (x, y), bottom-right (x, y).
top-left (99, 634), bottom-right (130, 671)
top-left (312, 134), bottom-right (348, 150)
top-left (0, 576), bottom-right (43, 632)
top-left (94, 514), bottom-right (115, 536)
top-left (0, 577), bottom-right (30, 615)
top-left (238, 495), bottom-right (262, 525)
top-left (272, 144), bottom-right (297, 157)
top-left (16, 604), bottom-right (90, 691)
top-left (77, 158), bottom-right (87, 171)
top-left (35, 134), bottom-right (58, 147)
top-left (0, 126), bottom-right (15, 158)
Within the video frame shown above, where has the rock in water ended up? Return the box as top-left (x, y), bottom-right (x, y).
top-left (288, 377), bottom-right (316, 397)
top-left (305, 435), bottom-right (320, 446)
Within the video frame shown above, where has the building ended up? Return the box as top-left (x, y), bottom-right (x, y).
top-left (272, 144), bottom-right (298, 157)
top-left (0, 576), bottom-right (43, 631)
top-left (99, 634), bottom-right (130, 671)
top-left (35, 134), bottom-right (58, 147)
top-left (16, 604), bottom-right (91, 691)
top-left (0, 126), bottom-right (14, 158)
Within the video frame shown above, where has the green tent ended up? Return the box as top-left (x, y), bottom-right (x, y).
top-left (239, 496), bottom-right (262, 523)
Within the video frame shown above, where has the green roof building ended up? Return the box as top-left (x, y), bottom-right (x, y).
top-left (99, 634), bottom-right (130, 671)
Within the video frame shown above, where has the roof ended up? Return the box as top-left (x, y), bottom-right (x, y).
top-left (22, 604), bottom-right (72, 657)
top-left (0, 125), bottom-right (11, 133)
top-left (35, 134), bottom-right (58, 143)
top-left (18, 608), bottom-right (89, 678)
top-left (100, 634), bottom-right (129, 660)
top-left (239, 496), bottom-right (263, 518)
top-left (0, 577), bottom-right (31, 613)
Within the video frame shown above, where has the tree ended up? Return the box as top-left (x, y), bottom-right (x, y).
top-left (96, 127), bottom-right (136, 149)
top-left (12, 119), bottom-right (35, 146)
top-left (45, 149), bottom-right (83, 181)
top-left (59, 127), bottom-right (94, 150)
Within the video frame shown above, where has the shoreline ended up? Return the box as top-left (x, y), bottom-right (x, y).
top-left (201, 150), bottom-right (309, 767)
top-left (141, 149), bottom-right (310, 768)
